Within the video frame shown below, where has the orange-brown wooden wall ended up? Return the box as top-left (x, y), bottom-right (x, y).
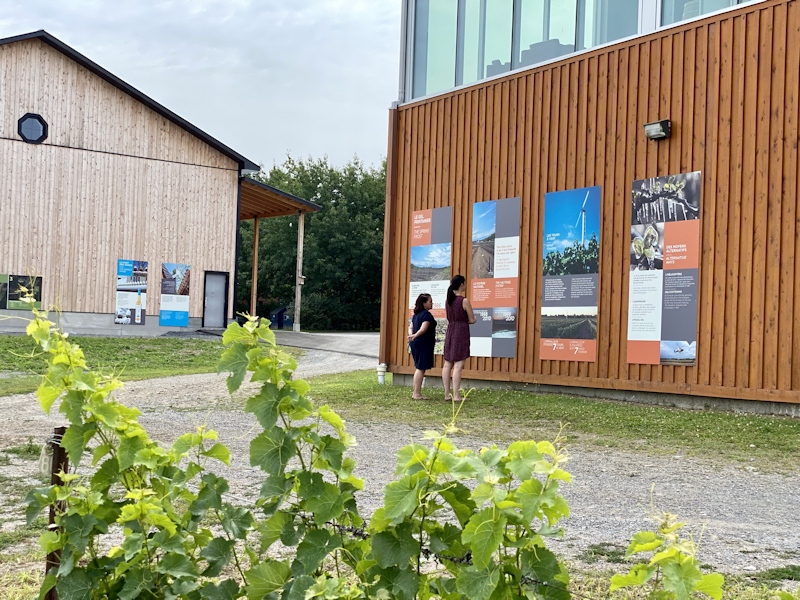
top-left (381, 0), bottom-right (800, 404)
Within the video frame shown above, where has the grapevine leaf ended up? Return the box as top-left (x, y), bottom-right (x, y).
top-left (218, 343), bottom-right (249, 393)
top-left (296, 529), bottom-right (341, 573)
top-left (200, 538), bottom-right (234, 578)
top-left (284, 575), bottom-right (315, 600)
top-left (609, 564), bottom-right (653, 590)
top-left (455, 565), bottom-right (500, 600)
top-left (198, 579), bottom-right (240, 600)
top-left (305, 482), bottom-right (345, 525)
top-left (520, 547), bottom-right (571, 599)
top-left (368, 565), bottom-right (419, 600)
top-left (221, 504), bottom-right (254, 539)
top-left (437, 482), bottom-right (477, 526)
top-left (371, 523), bottom-right (419, 568)
top-left (506, 441), bottom-right (541, 481)
top-left (627, 530), bottom-right (662, 556)
top-left (61, 422), bottom-right (96, 466)
top-left (250, 428), bottom-right (296, 476)
top-left (244, 560), bottom-right (291, 599)
top-left (91, 458), bottom-right (119, 492)
top-left (663, 560), bottom-right (703, 600)
top-left (202, 442), bottom-right (231, 465)
top-left (245, 383), bottom-right (280, 429)
top-left (461, 508), bottom-right (506, 570)
top-left (384, 475), bottom-right (422, 523)
top-left (55, 568), bottom-right (95, 600)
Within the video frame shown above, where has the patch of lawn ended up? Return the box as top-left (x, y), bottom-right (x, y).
top-left (306, 370), bottom-right (800, 471)
top-left (578, 543), bottom-right (628, 565)
top-left (0, 569), bottom-right (42, 600)
top-left (0, 517), bottom-right (47, 552)
top-left (5, 438), bottom-right (40, 459)
top-left (0, 334), bottom-right (303, 396)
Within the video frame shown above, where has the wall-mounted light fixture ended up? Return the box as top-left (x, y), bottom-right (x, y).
top-left (643, 119), bottom-right (671, 140)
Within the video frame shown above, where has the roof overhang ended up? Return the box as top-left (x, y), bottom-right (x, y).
top-left (0, 30), bottom-right (260, 172)
top-left (239, 177), bottom-right (321, 220)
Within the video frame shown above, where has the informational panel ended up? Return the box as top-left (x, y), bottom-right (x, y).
top-left (160, 262), bottom-right (191, 327)
top-left (0, 275), bottom-right (43, 309)
top-left (540, 186), bottom-right (602, 361)
top-left (115, 259), bottom-right (148, 325)
top-left (470, 197), bottom-right (520, 358)
top-left (627, 172), bottom-right (701, 365)
top-left (409, 207), bottom-right (452, 354)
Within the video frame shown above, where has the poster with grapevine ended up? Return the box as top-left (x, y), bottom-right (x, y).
top-left (627, 172), bottom-right (701, 365)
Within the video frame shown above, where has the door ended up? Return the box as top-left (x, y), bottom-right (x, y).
top-left (203, 271), bottom-right (229, 328)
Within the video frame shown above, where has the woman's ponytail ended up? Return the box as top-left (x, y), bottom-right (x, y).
top-left (446, 274), bottom-right (465, 306)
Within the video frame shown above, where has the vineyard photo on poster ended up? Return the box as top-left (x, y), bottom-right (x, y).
top-left (469, 197), bottom-right (521, 359)
top-left (627, 171), bottom-right (701, 365)
top-left (540, 186), bottom-right (601, 362)
top-left (408, 207), bottom-right (453, 355)
top-left (410, 244), bottom-right (451, 282)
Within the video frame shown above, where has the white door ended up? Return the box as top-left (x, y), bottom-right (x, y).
top-left (203, 272), bottom-right (228, 328)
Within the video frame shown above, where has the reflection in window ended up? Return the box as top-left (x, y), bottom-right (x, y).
top-left (484, 0), bottom-right (514, 79)
top-left (413, 0), bottom-right (458, 98)
top-left (514, 0), bottom-right (576, 70)
top-left (578, 0), bottom-right (639, 50)
top-left (662, 0), bottom-right (736, 26)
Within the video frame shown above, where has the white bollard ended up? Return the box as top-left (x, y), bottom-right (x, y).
top-left (376, 363), bottom-right (387, 385)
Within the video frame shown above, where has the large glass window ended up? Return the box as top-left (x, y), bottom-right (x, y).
top-left (578, 0), bottom-right (639, 50)
top-left (413, 0), bottom-right (458, 98)
top-left (661, 0), bottom-right (736, 26)
top-left (515, 0), bottom-right (577, 69)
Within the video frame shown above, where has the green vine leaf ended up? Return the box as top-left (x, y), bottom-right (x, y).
top-left (506, 441), bottom-right (542, 481)
top-left (55, 568), bottom-right (95, 600)
top-left (370, 523), bottom-right (419, 568)
top-left (198, 579), bottom-right (240, 600)
top-left (250, 428), bottom-right (296, 476)
top-left (245, 560), bottom-right (292, 599)
top-left (694, 573), bottom-right (725, 600)
top-left (200, 538), bottom-right (234, 578)
top-left (296, 529), bottom-right (342, 574)
top-left (245, 383), bottom-right (281, 429)
top-left (461, 508), bottom-right (506, 570)
top-left (305, 482), bottom-right (346, 525)
top-left (662, 560), bottom-right (702, 600)
top-left (384, 475), bottom-right (422, 524)
top-left (455, 565), bottom-right (500, 600)
top-left (609, 564), bottom-right (653, 590)
top-left (202, 442), bottom-right (231, 466)
top-left (218, 342), bottom-right (250, 393)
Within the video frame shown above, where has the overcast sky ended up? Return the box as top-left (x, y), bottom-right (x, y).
top-left (0, 0), bottom-right (401, 170)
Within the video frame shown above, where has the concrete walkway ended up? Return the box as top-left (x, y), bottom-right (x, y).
top-left (272, 330), bottom-right (379, 359)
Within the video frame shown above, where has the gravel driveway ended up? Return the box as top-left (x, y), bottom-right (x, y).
top-left (3, 348), bottom-right (799, 576)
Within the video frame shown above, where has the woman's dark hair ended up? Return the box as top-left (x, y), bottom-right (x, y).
top-left (446, 274), bottom-right (466, 306)
top-left (413, 293), bottom-right (431, 314)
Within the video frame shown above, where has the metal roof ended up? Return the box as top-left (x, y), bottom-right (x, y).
top-left (0, 30), bottom-right (260, 171)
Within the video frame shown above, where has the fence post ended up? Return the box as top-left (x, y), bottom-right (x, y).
top-left (45, 426), bottom-right (67, 600)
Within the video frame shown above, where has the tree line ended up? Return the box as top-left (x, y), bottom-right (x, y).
top-left (236, 156), bottom-right (385, 331)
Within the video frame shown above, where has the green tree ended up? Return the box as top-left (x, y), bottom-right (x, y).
top-left (237, 156), bottom-right (386, 330)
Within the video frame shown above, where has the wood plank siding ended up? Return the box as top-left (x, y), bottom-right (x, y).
top-left (383, 0), bottom-right (800, 404)
top-left (0, 39), bottom-right (239, 319)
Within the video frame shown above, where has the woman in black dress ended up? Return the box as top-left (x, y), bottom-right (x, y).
top-left (442, 274), bottom-right (476, 402)
top-left (407, 293), bottom-right (436, 400)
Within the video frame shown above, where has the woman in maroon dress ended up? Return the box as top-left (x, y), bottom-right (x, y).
top-left (442, 274), bottom-right (476, 401)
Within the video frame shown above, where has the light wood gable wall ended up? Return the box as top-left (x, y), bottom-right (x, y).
top-left (0, 38), bottom-right (239, 318)
top-left (384, 0), bottom-right (800, 404)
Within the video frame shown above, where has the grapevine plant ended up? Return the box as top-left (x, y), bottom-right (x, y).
top-left (22, 305), bottom-right (725, 599)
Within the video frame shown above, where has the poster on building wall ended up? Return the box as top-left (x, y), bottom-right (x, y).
top-left (115, 259), bottom-right (148, 325)
top-left (627, 172), bottom-right (701, 365)
top-left (470, 197), bottom-right (521, 358)
top-left (160, 262), bottom-right (191, 327)
top-left (409, 207), bottom-right (452, 354)
top-left (540, 186), bottom-right (602, 361)
top-left (1, 275), bottom-right (43, 309)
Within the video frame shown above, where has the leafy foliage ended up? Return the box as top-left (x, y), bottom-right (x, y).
top-left (542, 234), bottom-right (599, 276)
top-left (237, 156), bottom-right (386, 330)
top-left (24, 305), bottom-right (725, 599)
top-left (610, 509), bottom-right (724, 599)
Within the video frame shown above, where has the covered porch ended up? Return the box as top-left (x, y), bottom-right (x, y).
top-left (238, 177), bottom-right (321, 331)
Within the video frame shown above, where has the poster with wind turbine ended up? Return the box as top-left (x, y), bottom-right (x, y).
top-left (540, 186), bottom-right (602, 361)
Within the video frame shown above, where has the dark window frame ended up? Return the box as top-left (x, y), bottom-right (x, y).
top-left (18, 113), bottom-right (48, 144)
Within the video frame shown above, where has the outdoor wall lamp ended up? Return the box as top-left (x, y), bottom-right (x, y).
top-left (644, 119), bottom-right (671, 140)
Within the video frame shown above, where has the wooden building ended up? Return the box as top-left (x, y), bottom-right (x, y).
top-left (381, 0), bottom-right (800, 408)
top-left (0, 30), bottom-right (318, 335)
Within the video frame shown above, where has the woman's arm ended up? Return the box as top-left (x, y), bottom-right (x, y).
top-left (408, 320), bottom-right (430, 341)
top-left (462, 298), bottom-right (477, 324)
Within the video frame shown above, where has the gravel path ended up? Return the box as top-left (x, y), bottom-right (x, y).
top-left (3, 348), bottom-right (799, 576)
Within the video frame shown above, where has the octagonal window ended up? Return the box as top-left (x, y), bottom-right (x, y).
top-left (18, 113), bottom-right (48, 144)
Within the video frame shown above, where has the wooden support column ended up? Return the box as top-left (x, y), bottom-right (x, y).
top-left (293, 211), bottom-right (305, 332)
top-left (250, 217), bottom-right (259, 317)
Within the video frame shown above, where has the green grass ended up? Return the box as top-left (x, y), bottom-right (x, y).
top-left (0, 518), bottom-right (47, 552)
top-left (4, 438), bottom-right (40, 459)
top-left (306, 371), bottom-right (800, 471)
top-left (0, 334), bottom-right (303, 397)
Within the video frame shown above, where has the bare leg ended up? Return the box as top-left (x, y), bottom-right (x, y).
top-left (412, 369), bottom-right (425, 398)
top-left (442, 360), bottom-right (453, 399)
top-left (452, 360), bottom-right (466, 400)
